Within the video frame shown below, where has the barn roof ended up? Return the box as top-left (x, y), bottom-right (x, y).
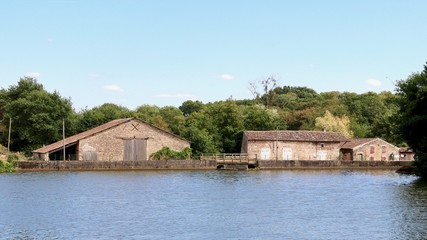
top-left (340, 138), bottom-right (380, 149)
top-left (244, 130), bottom-right (349, 142)
top-left (33, 118), bottom-right (189, 154)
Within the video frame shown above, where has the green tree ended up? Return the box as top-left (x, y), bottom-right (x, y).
top-left (242, 104), bottom-right (286, 131)
top-left (314, 110), bottom-right (353, 138)
top-left (77, 103), bottom-right (133, 132)
top-left (0, 77), bottom-right (76, 154)
top-left (159, 106), bottom-right (185, 135)
top-left (181, 111), bottom-right (219, 156)
top-left (396, 63), bottom-right (427, 177)
top-left (179, 100), bottom-right (205, 116)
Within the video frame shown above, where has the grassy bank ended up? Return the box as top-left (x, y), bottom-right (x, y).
top-left (0, 144), bottom-right (27, 173)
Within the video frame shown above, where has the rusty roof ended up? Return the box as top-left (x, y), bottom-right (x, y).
top-left (340, 138), bottom-right (377, 149)
top-left (33, 118), bottom-right (189, 154)
top-left (244, 130), bottom-right (349, 142)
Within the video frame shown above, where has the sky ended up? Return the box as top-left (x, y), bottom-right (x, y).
top-left (1, 0), bottom-right (427, 111)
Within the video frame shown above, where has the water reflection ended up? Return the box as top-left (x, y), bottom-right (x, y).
top-left (0, 170), bottom-right (426, 240)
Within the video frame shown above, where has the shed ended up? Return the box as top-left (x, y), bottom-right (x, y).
top-left (399, 147), bottom-right (415, 161)
top-left (241, 130), bottom-right (349, 160)
top-left (340, 138), bottom-right (400, 161)
top-left (32, 118), bottom-right (190, 161)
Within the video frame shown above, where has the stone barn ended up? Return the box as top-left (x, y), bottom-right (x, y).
top-left (340, 138), bottom-right (400, 161)
top-left (33, 118), bottom-right (190, 161)
top-left (241, 130), bottom-right (349, 160)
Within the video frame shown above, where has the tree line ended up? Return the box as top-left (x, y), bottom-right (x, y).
top-left (0, 76), bottom-right (405, 157)
top-left (2, 62), bottom-right (427, 177)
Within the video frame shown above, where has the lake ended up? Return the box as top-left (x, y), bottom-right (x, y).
top-left (1, 170), bottom-right (426, 240)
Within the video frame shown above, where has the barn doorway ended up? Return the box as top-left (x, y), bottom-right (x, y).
top-left (124, 138), bottom-right (148, 161)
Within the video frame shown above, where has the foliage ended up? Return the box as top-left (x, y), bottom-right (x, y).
top-left (179, 100), bottom-right (205, 116)
top-left (315, 110), bottom-right (353, 138)
top-left (150, 147), bottom-right (192, 160)
top-left (0, 77), bottom-right (75, 154)
top-left (77, 103), bottom-right (134, 132)
top-left (396, 63), bottom-right (427, 177)
top-left (0, 160), bottom-right (16, 173)
top-left (0, 74), bottom-right (410, 158)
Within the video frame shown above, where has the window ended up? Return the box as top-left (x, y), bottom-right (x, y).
top-left (283, 148), bottom-right (292, 160)
top-left (382, 146), bottom-right (386, 153)
top-left (260, 148), bottom-right (271, 160)
top-left (320, 143), bottom-right (325, 148)
top-left (370, 145), bottom-right (375, 154)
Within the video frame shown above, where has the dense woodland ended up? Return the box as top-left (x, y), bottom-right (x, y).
top-left (0, 76), bottom-right (404, 157)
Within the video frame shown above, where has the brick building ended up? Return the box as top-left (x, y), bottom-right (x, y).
top-left (241, 130), bottom-right (349, 160)
top-left (33, 118), bottom-right (190, 161)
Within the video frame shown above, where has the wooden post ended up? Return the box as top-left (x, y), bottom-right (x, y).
top-left (7, 117), bottom-right (11, 153)
top-left (63, 119), bottom-right (66, 161)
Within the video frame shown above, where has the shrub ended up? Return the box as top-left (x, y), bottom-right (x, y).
top-left (0, 160), bottom-right (16, 173)
top-left (150, 147), bottom-right (192, 160)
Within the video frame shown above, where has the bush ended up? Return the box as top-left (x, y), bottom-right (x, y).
top-left (0, 160), bottom-right (16, 173)
top-left (150, 147), bottom-right (192, 160)
top-left (7, 153), bottom-right (19, 162)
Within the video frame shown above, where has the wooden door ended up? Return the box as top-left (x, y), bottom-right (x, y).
top-left (124, 139), bottom-right (147, 160)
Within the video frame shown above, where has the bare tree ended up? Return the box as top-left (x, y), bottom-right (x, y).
top-left (248, 75), bottom-right (279, 108)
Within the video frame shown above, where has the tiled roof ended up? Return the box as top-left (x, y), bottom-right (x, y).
top-left (340, 138), bottom-right (377, 149)
top-left (244, 130), bottom-right (349, 142)
top-left (33, 118), bottom-right (133, 154)
top-left (399, 147), bottom-right (414, 153)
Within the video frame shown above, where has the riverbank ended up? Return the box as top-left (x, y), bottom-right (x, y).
top-left (15, 160), bottom-right (414, 171)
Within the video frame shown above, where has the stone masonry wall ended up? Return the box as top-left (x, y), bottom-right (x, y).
top-left (78, 119), bottom-right (190, 161)
top-left (247, 140), bottom-right (342, 160)
top-left (17, 160), bottom-right (216, 171)
top-left (352, 138), bottom-right (400, 161)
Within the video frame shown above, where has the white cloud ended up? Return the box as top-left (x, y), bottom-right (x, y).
top-left (25, 72), bottom-right (40, 78)
top-left (103, 84), bottom-right (123, 92)
top-left (220, 74), bottom-right (234, 80)
top-left (366, 78), bottom-right (382, 87)
top-left (157, 93), bottom-right (195, 99)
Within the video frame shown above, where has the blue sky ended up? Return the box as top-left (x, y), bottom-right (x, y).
top-left (1, 1), bottom-right (427, 111)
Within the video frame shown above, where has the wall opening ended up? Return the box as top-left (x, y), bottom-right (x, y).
top-left (48, 143), bottom-right (78, 160)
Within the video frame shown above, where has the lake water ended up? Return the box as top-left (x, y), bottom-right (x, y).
top-left (1, 170), bottom-right (426, 240)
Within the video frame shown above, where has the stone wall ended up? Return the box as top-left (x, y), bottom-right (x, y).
top-left (246, 140), bottom-right (342, 160)
top-left (17, 160), bottom-right (217, 171)
top-left (352, 138), bottom-right (400, 161)
top-left (258, 160), bottom-right (413, 169)
top-left (78, 119), bottom-right (190, 161)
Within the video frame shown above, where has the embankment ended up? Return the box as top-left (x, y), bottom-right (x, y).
top-left (17, 160), bottom-right (217, 171)
top-left (15, 160), bottom-right (413, 171)
top-left (258, 160), bottom-right (413, 169)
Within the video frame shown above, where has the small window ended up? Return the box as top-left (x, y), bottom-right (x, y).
top-left (370, 145), bottom-right (375, 154)
top-left (381, 146), bottom-right (386, 153)
top-left (320, 143), bottom-right (325, 148)
top-left (370, 157), bottom-right (374, 161)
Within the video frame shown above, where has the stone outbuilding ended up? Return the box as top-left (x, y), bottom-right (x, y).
top-left (340, 138), bottom-right (400, 161)
top-left (241, 130), bottom-right (349, 160)
top-left (399, 147), bottom-right (415, 161)
top-left (33, 118), bottom-right (190, 161)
